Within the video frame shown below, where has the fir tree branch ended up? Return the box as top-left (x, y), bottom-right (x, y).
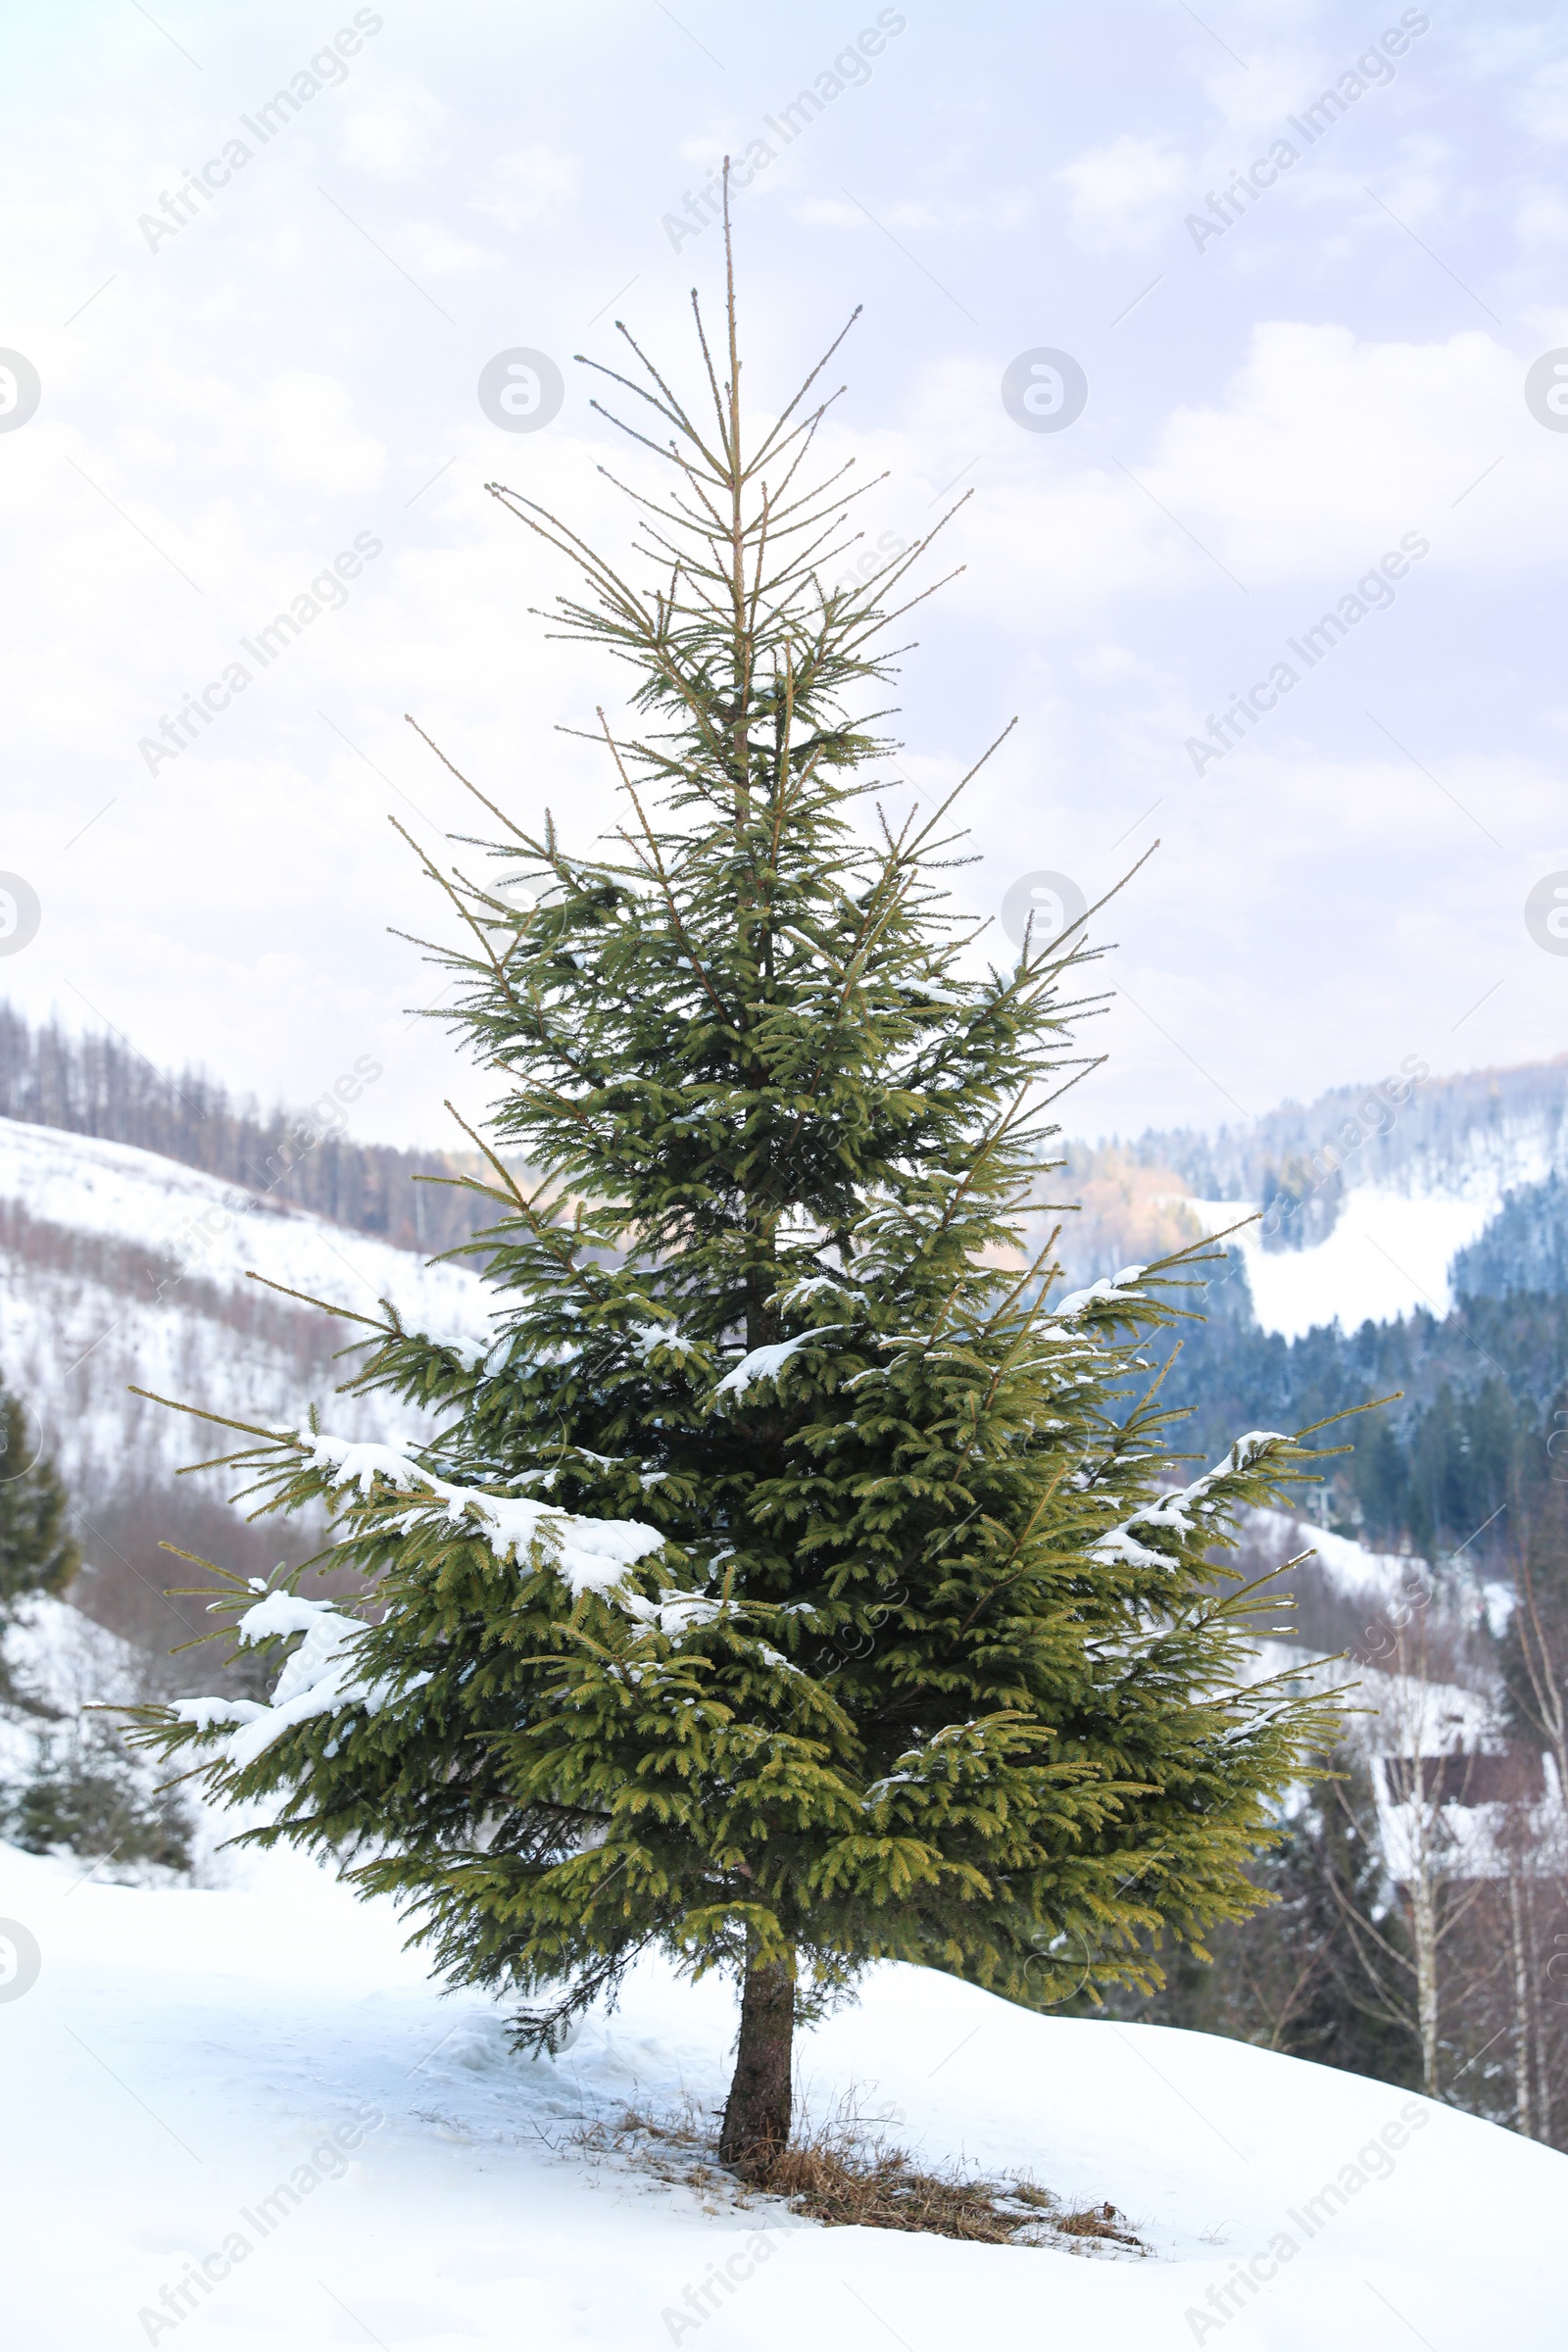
top-left (245, 1272), bottom-right (392, 1331)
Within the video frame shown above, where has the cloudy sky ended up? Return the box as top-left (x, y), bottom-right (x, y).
top-left (2, 0), bottom-right (1565, 1152)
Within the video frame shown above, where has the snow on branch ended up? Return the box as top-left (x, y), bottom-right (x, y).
top-left (862, 1718), bottom-right (1003, 1805)
top-left (769, 1272), bottom-right (866, 1312)
top-left (167, 1433), bottom-right (680, 1767)
top-left (1088, 1431), bottom-right (1291, 1572)
top-left (630, 1320), bottom-right (700, 1360)
top-left (172, 1590), bottom-right (430, 1770)
top-left (1048, 1264), bottom-right (1148, 1324)
top-left (712, 1328), bottom-right (844, 1400)
top-left (295, 1431), bottom-right (667, 1595)
top-left (417, 1326), bottom-right (495, 1373)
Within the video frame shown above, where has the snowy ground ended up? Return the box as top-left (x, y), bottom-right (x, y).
top-left (0, 1597), bottom-right (162, 1800)
top-left (1237, 1504), bottom-right (1513, 1635)
top-left (1240, 1509), bottom-right (1421, 1608)
top-left (0, 1519), bottom-right (1549, 2349)
top-left (2, 1823), bottom-right (1560, 2351)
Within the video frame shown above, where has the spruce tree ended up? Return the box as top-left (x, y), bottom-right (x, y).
top-left (0, 1381), bottom-right (79, 1619)
top-left (131, 193), bottom-right (1342, 2173)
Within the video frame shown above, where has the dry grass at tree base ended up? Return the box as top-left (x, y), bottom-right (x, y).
top-left (572, 2098), bottom-right (1147, 2256)
top-left (750, 2138), bottom-right (1143, 2248)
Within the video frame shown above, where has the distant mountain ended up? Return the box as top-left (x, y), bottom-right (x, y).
top-left (1117, 1055), bottom-right (1568, 1236)
top-left (1158, 1285), bottom-right (1568, 1569)
top-left (1031, 1068), bottom-right (1568, 1571)
top-left (9, 1004), bottom-right (1568, 1622)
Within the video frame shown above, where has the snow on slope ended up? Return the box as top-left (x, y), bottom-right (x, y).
top-left (1239, 1504), bottom-right (1511, 1631)
top-left (2, 1592), bottom-right (149, 1718)
top-left (1240, 1509), bottom-right (1421, 1609)
top-left (1, 1832), bottom-right (1557, 2350)
top-left (0, 1599), bottom-right (191, 1880)
top-left (1248, 1635), bottom-right (1498, 1756)
top-left (1057, 1059), bottom-right (1568, 1326)
top-left (1191, 1187), bottom-right (1499, 1338)
top-left (0, 1118), bottom-right (493, 1335)
top-left (0, 1120), bottom-right (498, 1497)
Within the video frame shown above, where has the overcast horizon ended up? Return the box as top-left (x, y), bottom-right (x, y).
top-left (4, 0), bottom-right (1567, 1152)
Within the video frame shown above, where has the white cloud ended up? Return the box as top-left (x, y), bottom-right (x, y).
top-left (262, 372), bottom-right (386, 494)
top-left (1518, 56), bottom-right (1568, 142)
top-left (339, 86), bottom-right (449, 180)
top-left (1347, 136), bottom-right (1454, 228)
top-left (7, 0), bottom-right (1568, 1155)
top-left (1142, 324), bottom-right (1543, 579)
top-left (1073, 644), bottom-right (1153, 683)
top-left (1056, 134), bottom-right (1188, 251)
top-left (793, 195), bottom-right (935, 230)
top-left (469, 146), bottom-right (578, 232)
top-left (900, 323), bottom-right (1563, 633)
top-left (396, 221), bottom-right (486, 277)
top-left (970, 731), bottom-right (1568, 1138)
top-left (792, 191), bottom-right (1032, 234)
top-left (1515, 188), bottom-right (1568, 247)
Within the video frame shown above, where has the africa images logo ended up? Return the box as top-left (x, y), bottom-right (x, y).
top-left (0, 350), bottom-right (41, 431)
top-left (134, 14), bottom-right (384, 253)
top-left (0, 874), bottom-right (42, 956)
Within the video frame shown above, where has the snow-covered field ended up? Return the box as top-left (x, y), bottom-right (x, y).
top-left (1152, 1055), bottom-right (1568, 1340)
top-left (2, 1828), bottom-right (1558, 2351)
top-left (0, 1598), bottom-right (161, 1795)
top-left (1241, 1509), bottom-right (1423, 1609)
top-left (0, 1587), bottom-right (1548, 2352)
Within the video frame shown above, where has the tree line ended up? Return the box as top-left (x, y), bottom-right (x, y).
top-left (1169, 1266), bottom-right (1568, 1569)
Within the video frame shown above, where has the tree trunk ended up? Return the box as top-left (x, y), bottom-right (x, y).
top-left (1412, 1875), bottom-right (1440, 2097)
top-left (1508, 1870), bottom-right (1534, 2140)
top-left (718, 1934), bottom-right (795, 2176)
top-left (1529, 1879), bottom-right (1552, 2146)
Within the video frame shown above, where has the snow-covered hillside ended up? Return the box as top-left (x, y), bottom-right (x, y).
top-left (1190, 1185), bottom-right (1497, 1338)
top-left (2, 1829), bottom-right (1557, 2350)
top-left (0, 1595), bottom-right (157, 1803)
top-left (0, 1118), bottom-right (497, 1501)
top-left (1, 1249), bottom-right (1549, 2347)
top-left (1074, 1055), bottom-right (1568, 1337)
